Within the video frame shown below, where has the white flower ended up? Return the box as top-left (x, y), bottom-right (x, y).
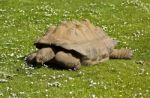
top-left (19, 92), bottom-right (25, 95)
top-left (48, 82), bottom-right (62, 87)
top-left (45, 89), bottom-right (48, 92)
top-left (68, 77), bottom-right (74, 80)
top-left (69, 91), bottom-right (73, 94)
top-left (0, 79), bottom-right (8, 83)
top-left (92, 94), bottom-right (97, 98)
top-left (0, 92), bottom-right (4, 96)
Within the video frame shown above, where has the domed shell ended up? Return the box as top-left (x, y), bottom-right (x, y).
top-left (35, 20), bottom-right (117, 60)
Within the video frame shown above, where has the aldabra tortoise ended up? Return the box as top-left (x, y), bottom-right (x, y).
top-left (26, 20), bottom-right (132, 70)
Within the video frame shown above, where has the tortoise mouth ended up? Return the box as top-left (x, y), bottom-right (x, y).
top-left (34, 43), bottom-right (84, 60)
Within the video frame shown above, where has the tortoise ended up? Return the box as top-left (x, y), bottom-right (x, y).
top-left (26, 19), bottom-right (132, 70)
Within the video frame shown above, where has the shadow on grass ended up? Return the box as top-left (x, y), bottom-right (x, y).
top-left (18, 55), bottom-right (74, 71)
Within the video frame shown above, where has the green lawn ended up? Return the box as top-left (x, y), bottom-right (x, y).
top-left (0, 0), bottom-right (150, 97)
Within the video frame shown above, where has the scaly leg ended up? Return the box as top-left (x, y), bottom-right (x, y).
top-left (36, 48), bottom-right (55, 64)
top-left (55, 51), bottom-right (81, 70)
top-left (25, 52), bottom-right (37, 66)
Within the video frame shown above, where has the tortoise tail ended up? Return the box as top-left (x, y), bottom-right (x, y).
top-left (110, 49), bottom-right (133, 59)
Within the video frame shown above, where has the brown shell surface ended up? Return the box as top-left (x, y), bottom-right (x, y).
top-left (35, 20), bottom-right (117, 59)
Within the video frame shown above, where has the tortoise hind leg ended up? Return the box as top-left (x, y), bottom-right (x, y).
top-left (55, 51), bottom-right (81, 70)
top-left (110, 49), bottom-right (133, 59)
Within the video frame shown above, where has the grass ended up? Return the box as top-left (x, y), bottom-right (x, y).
top-left (0, 0), bottom-right (150, 97)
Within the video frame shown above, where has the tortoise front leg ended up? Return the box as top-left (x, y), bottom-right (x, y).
top-left (26, 47), bottom-right (55, 66)
top-left (55, 51), bottom-right (81, 70)
top-left (36, 48), bottom-right (55, 64)
top-left (25, 52), bottom-right (37, 66)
